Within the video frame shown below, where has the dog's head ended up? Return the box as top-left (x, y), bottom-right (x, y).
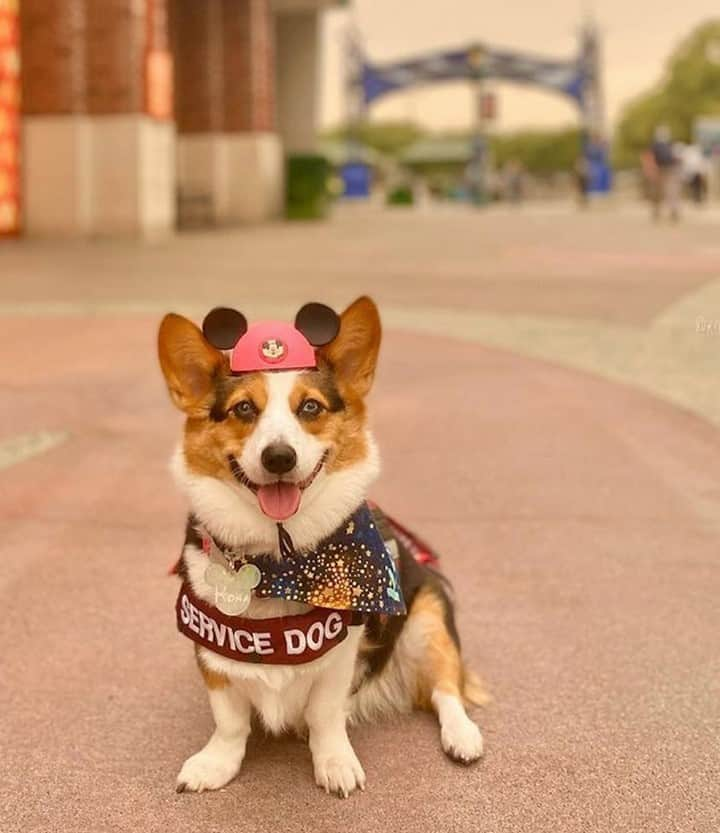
top-left (157, 297), bottom-right (381, 546)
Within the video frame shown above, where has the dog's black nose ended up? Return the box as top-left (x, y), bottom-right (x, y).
top-left (261, 443), bottom-right (297, 475)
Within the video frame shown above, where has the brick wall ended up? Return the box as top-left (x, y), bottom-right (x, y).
top-left (172, 0), bottom-right (275, 135)
top-left (21, 0), bottom-right (170, 118)
top-left (20, 0), bottom-right (86, 114)
top-left (85, 0), bottom-right (145, 115)
top-left (171, 0), bottom-right (223, 133)
top-left (221, 0), bottom-right (275, 133)
top-left (21, 0), bottom-right (275, 132)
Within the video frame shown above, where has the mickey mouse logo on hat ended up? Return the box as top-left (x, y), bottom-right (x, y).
top-left (260, 338), bottom-right (287, 362)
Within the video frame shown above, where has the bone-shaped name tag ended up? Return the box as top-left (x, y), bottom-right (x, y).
top-left (204, 562), bottom-right (262, 616)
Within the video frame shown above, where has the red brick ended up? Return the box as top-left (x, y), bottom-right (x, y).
top-left (20, 0), bottom-right (274, 129)
top-left (171, 0), bottom-right (223, 133)
top-left (84, 0), bottom-right (145, 115)
top-left (221, 0), bottom-right (274, 132)
top-left (20, 0), bottom-right (86, 115)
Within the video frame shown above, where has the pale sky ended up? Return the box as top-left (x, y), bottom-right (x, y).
top-left (320, 1), bottom-right (720, 132)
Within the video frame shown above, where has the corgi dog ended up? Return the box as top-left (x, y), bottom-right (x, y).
top-left (158, 296), bottom-right (485, 798)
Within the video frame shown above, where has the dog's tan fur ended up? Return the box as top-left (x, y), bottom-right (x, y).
top-left (412, 587), bottom-right (465, 707)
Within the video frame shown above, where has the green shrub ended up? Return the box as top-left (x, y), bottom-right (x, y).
top-left (490, 128), bottom-right (583, 175)
top-left (386, 185), bottom-right (414, 206)
top-left (286, 154), bottom-right (330, 220)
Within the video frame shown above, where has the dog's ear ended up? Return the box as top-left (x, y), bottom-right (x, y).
top-left (317, 296), bottom-right (381, 397)
top-left (158, 314), bottom-right (225, 416)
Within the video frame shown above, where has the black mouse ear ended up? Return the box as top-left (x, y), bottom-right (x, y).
top-left (202, 307), bottom-right (248, 350)
top-left (295, 303), bottom-right (340, 347)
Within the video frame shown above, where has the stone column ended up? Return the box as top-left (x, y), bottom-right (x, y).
top-left (20, 0), bottom-right (176, 237)
top-left (83, 0), bottom-right (175, 237)
top-left (173, 0), bottom-right (281, 226)
top-left (217, 0), bottom-right (282, 223)
top-left (172, 0), bottom-right (224, 226)
top-left (20, 0), bottom-right (92, 235)
top-left (275, 10), bottom-right (320, 154)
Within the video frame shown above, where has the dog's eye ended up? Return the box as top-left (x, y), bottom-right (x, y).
top-left (232, 400), bottom-right (257, 421)
top-left (298, 398), bottom-right (323, 418)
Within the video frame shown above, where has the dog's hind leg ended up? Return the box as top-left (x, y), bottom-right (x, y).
top-left (176, 659), bottom-right (252, 793)
top-left (412, 586), bottom-right (485, 764)
top-left (431, 686), bottom-right (484, 765)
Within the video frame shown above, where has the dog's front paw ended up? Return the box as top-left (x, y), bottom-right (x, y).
top-left (441, 715), bottom-right (484, 764)
top-left (176, 748), bottom-right (242, 793)
top-left (313, 744), bottom-right (366, 798)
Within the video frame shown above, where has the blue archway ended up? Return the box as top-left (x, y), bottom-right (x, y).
top-left (345, 26), bottom-right (610, 197)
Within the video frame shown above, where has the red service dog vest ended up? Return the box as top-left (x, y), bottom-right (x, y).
top-left (176, 582), bottom-right (358, 665)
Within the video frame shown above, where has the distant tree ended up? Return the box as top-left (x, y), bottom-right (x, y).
top-left (613, 20), bottom-right (720, 168)
top-left (322, 120), bottom-right (424, 158)
top-left (491, 127), bottom-right (583, 175)
top-left (613, 89), bottom-right (669, 169)
top-left (323, 121), bottom-right (583, 173)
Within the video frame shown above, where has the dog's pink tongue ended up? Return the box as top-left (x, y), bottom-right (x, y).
top-left (257, 482), bottom-right (301, 521)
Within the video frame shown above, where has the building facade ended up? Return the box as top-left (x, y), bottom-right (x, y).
top-left (1, 0), bottom-right (333, 239)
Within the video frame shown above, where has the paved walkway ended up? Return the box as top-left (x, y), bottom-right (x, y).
top-left (2, 202), bottom-right (720, 423)
top-left (2, 203), bottom-right (718, 324)
top-left (1, 204), bottom-right (719, 831)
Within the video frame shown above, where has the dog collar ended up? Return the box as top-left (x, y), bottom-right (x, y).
top-left (176, 582), bottom-right (361, 665)
top-left (192, 502), bottom-right (407, 617)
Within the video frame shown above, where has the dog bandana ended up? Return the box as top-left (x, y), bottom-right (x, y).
top-left (172, 504), bottom-right (444, 665)
top-left (194, 502), bottom-right (406, 617)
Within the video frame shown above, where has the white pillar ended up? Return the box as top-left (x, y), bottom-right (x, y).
top-left (275, 10), bottom-right (320, 154)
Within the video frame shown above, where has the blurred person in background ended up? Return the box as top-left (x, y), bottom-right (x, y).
top-left (679, 142), bottom-right (709, 204)
top-left (503, 160), bottom-right (525, 204)
top-left (573, 155), bottom-right (589, 208)
top-left (648, 125), bottom-right (682, 222)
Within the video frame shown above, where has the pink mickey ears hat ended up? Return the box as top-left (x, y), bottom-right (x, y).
top-left (202, 303), bottom-right (340, 374)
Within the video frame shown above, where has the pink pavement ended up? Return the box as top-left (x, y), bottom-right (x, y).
top-left (1, 316), bottom-right (719, 832)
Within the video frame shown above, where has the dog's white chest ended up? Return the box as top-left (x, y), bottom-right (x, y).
top-left (199, 627), bottom-right (363, 735)
top-left (245, 674), bottom-right (316, 734)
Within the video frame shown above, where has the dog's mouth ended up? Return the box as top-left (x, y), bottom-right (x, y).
top-left (227, 452), bottom-right (328, 522)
